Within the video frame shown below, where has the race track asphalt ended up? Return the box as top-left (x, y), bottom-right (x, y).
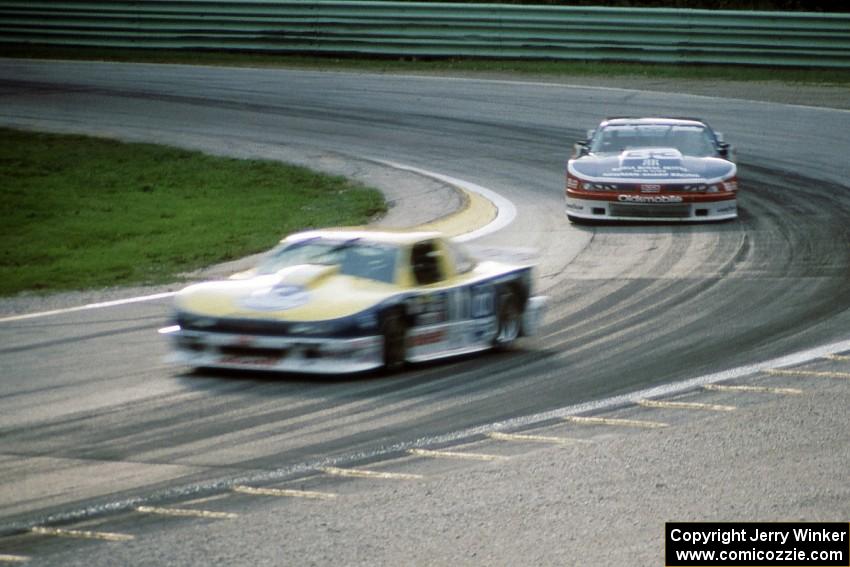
top-left (1, 60), bottom-right (849, 566)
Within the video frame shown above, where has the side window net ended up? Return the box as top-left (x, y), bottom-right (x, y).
top-left (411, 242), bottom-right (443, 285)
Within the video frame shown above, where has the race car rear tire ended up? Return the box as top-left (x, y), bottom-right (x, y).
top-left (381, 311), bottom-right (407, 372)
top-left (494, 294), bottom-right (521, 350)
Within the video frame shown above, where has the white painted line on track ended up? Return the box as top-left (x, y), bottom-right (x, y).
top-left (488, 432), bottom-right (591, 445)
top-left (136, 506), bottom-right (237, 520)
top-left (232, 486), bottom-right (337, 500)
top-left (0, 292), bottom-right (176, 323)
top-left (704, 384), bottom-right (803, 395)
top-left (30, 526), bottom-right (135, 542)
top-left (637, 399), bottom-right (736, 412)
top-left (0, 554), bottom-right (30, 563)
top-left (408, 448), bottom-right (508, 462)
top-left (563, 416), bottom-right (669, 429)
top-left (320, 467), bottom-right (423, 481)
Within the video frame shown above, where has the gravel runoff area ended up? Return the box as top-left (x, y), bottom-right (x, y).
top-left (130, 372), bottom-right (849, 567)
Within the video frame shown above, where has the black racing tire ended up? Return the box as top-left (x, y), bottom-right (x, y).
top-left (493, 293), bottom-right (521, 350)
top-left (381, 310), bottom-right (407, 372)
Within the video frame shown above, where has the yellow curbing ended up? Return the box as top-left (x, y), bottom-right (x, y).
top-left (488, 432), bottom-right (592, 445)
top-left (765, 368), bottom-right (850, 379)
top-left (414, 187), bottom-right (498, 237)
top-left (31, 526), bottom-right (135, 542)
top-left (704, 384), bottom-right (803, 395)
top-left (408, 448), bottom-right (508, 462)
top-left (320, 466), bottom-right (423, 481)
top-left (136, 506), bottom-right (238, 519)
top-left (563, 415), bottom-right (669, 429)
top-left (0, 554), bottom-right (30, 563)
top-left (232, 485), bottom-right (338, 500)
top-left (637, 399), bottom-right (737, 412)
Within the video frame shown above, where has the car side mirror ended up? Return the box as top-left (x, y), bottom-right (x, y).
top-left (717, 141), bottom-right (731, 159)
top-left (573, 141), bottom-right (589, 158)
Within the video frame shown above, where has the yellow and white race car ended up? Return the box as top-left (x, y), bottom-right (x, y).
top-left (160, 228), bottom-right (547, 374)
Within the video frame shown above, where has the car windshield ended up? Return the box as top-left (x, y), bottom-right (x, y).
top-left (590, 124), bottom-right (716, 157)
top-left (256, 237), bottom-right (399, 284)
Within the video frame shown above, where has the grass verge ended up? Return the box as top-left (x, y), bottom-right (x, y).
top-left (0, 128), bottom-right (386, 296)
top-left (6, 45), bottom-right (850, 86)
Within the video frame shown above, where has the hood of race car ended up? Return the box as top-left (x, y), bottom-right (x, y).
top-left (570, 148), bottom-right (735, 183)
top-left (173, 263), bottom-right (397, 322)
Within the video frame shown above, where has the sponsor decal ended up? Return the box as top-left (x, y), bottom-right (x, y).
top-left (599, 166), bottom-right (701, 180)
top-left (417, 312), bottom-right (445, 326)
top-left (626, 149), bottom-right (681, 160)
top-left (408, 293), bottom-right (448, 325)
top-left (640, 184), bottom-right (662, 193)
top-left (410, 329), bottom-right (446, 347)
top-left (473, 318), bottom-right (497, 342)
top-left (585, 150), bottom-right (702, 180)
top-left (220, 354), bottom-right (280, 366)
top-left (471, 286), bottom-right (495, 318)
top-left (618, 194), bottom-right (684, 204)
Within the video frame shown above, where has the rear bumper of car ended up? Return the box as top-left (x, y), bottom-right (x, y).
top-left (565, 194), bottom-right (737, 222)
top-left (159, 326), bottom-right (384, 374)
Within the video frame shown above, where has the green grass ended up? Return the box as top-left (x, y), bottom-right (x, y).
top-left (0, 128), bottom-right (386, 296)
top-left (6, 45), bottom-right (850, 86)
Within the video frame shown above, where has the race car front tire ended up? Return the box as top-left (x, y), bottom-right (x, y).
top-left (381, 310), bottom-right (407, 372)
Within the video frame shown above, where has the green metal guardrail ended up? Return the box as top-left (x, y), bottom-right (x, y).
top-left (1, 1), bottom-right (850, 68)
